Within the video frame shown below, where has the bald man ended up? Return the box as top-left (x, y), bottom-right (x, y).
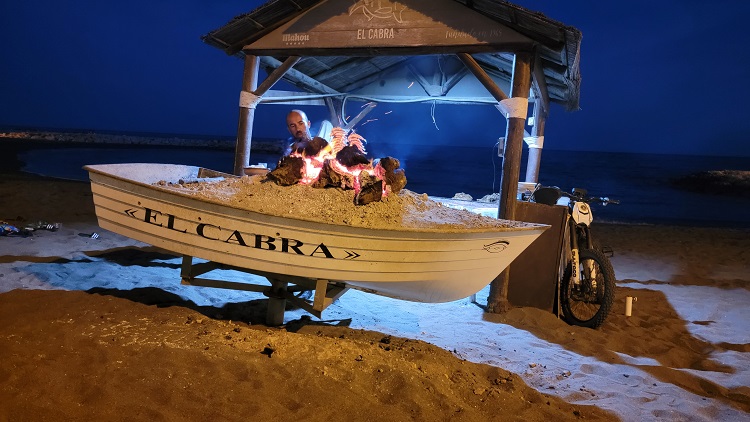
top-left (286, 109), bottom-right (312, 143)
top-left (284, 109), bottom-right (330, 157)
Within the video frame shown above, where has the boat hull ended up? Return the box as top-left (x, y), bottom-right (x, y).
top-left (85, 163), bottom-right (547, 303)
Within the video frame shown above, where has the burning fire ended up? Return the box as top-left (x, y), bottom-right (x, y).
top-left (294, 128), bottom-right (367, 184)
top-left (267, 127), bottom-right (406, 205)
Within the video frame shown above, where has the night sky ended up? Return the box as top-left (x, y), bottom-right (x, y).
top-left (1, 0), bottom-right (749, 157)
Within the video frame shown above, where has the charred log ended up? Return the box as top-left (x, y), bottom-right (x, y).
top-left (336, 145), bottom-right (371, 167)
top-left (267, 156), bottom-right (304, 186)
top-left (311, 160), bottom-right (338, 188)
top-left (267, 132), bottom-right (407, 205)
top-left (355, 173), bottom-right (383, 205)
top-left (379, 156), bottom-right (400, 172)
top-left (386, 168), bottom-right (407, 194)
top-left (378, 156), bottom-right (407, 194)
top-left (313, 160), bottom-right (355, 190)
top-left (291, 136), bottom-right (329, 156)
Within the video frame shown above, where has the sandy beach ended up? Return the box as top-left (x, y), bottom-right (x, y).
top-left (1, 143), bottom-right (749, 421)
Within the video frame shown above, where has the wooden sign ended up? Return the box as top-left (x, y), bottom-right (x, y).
top-left (244, 0), bottom-right (533, 55)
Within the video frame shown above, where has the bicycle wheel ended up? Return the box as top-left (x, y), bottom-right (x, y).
top-left (560, 248), bottom-right (615, 328)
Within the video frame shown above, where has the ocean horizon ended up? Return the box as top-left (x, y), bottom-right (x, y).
top-left (6, 132), bottom-right (749, 228)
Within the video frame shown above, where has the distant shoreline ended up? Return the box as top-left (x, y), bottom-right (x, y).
top-left (0, 130), bottom-right (284, 153)
top-left (670, 170), bottom-right (750, 198)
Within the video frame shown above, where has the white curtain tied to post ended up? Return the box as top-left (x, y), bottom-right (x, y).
top-left (239, 90), bottom-right (262, 109)
top-left (495, 96), bottom-right (545, 184)
top-left (523, 135), bottom-right (544, 149)
top-left (497, 97), bottom-right (528, 120)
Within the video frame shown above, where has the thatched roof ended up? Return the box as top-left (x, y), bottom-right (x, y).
top-left (202, 0), bottom-right (582, 110)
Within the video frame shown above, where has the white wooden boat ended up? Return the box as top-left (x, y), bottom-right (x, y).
top-left (85, 163), bottom-right (547, 322)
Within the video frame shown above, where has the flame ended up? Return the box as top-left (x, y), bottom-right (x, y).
top-left (286, 128), bottom-right (387, 196)
top-left (298, 154), bottom-right (326, 184)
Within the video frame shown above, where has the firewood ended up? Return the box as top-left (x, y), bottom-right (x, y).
top-left (336, 145), bottom-right (370, 167)
top-left (267, 156), bottom-right (304, 186)
top-left (267, 133), bottom-right (407, 205)
top-left (313, 160), bottom-right (354, 189)
top-left (379, 156), bottom-right (400, 172)
top-left (386, 168), bottom-right (407, 194)
top-left (355, 175), bottom-right (383, 205)
top-left (290, 136), bottom-right (329, 156)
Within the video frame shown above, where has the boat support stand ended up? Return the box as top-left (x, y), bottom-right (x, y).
top-left (179, 255), bottom-right (349, 326)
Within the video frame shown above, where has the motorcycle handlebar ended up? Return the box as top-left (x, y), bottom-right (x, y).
top-left (597, 196), bottom-right (620, 205)
top-left (553, 189), bottom-right (620, 206)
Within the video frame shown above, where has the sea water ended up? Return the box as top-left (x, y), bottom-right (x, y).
top-left (18, 142), bottom-right (750, 228)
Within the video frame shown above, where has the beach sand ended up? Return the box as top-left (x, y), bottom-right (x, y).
top-left (1, 154), bottom-right (749, 420)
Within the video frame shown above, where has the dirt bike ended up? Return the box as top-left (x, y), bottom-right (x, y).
top-left (530, 186), bottom-right (619, 329)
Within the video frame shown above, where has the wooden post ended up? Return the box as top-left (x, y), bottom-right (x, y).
top-left (486, 52), bottom-right (532, 314)
top-left (234, 55), bottom-right (301, 175)
top-left (266, 279), bottom-right (288, 326)
top-left (234, 55), bottom-right (260, 175)
top-left (525, 99), bottom-right (547, 183)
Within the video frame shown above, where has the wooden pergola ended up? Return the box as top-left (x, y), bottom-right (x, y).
top-left (202, 0), bottom-right (582, 312)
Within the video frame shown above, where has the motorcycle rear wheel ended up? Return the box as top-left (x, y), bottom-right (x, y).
top-left (561, 248), bottom-right (615, 328)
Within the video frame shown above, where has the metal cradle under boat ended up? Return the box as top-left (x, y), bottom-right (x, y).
top-left (84, 163), bottom-right (547, 323)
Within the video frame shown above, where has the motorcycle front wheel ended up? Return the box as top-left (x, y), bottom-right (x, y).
top-left (560, 248), bottom-right (615, 329)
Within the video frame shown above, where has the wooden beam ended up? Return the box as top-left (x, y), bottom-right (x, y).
top-left (406, 63), bottom-right (440, 96)
top-left (456, 53), bottom-right (509, 102)
top-left (286, 0), bottom-right (303, 10)
top-left (340, 68), bottom-right (391, 93)
top-left (310, 57), bottom-right (373, 83)
top-left (312, 279), bottom-right (348, 313)
top-left (441, 68), bottom-right (469, 96)
top-left (261, 90), bottom-right (329, 106)
top-left (527, 52), bottom-right (550, 183)
top-left (255, 56), bottom-right (301, 96)
top-left (259, 56), bottom-right (340, 95)
top-left (481, 66), bottom-right (512, 86)
top-left (532, 55), bottom-right (550, 115)
top-left (338, 57), bottom-right (412, 92)
top-left (525, 99), bottom-right (547, 183)
top-left (475, 53), bottom-right (514, 72)
top-left (346, 95), bottom-right (496, 105)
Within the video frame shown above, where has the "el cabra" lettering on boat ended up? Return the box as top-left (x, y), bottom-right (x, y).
top-left (127, 206), bottom-right (339, 259)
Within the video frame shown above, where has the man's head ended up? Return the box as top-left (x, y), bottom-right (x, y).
top-left (286, 110), bottom-right (311, 141)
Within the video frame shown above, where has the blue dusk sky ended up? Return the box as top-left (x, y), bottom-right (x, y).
top-left (1, 0), bottom-right (749, 157)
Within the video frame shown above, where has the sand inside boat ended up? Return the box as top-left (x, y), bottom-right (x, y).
top-left (157, 175), bottom-right (538, 232)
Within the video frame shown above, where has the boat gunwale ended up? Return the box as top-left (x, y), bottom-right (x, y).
top-left (84, 163), bottom-right (549, 236)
